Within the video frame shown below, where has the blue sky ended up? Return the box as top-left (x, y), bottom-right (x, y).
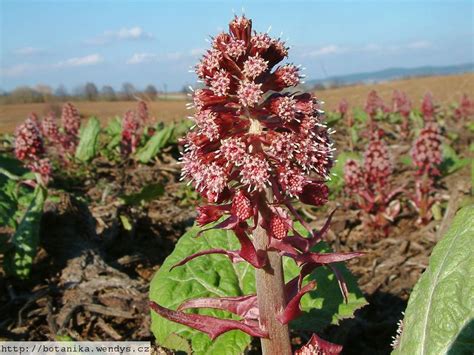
top-left (1, 0), bottom-right (473, 92)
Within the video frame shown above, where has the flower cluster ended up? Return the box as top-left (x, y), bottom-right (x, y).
top-left (409, 123), bottom-right (443, 224)
top-left (41, 112), bottom-right (60, 142)
top-left (151, 15), bottom-right (359, 353)
top-left (121, 110), bottom-right (141, 156)
top-left (60, 102), bottom-right (81, 151)
top-left (14, 117), bottom-right (51, 185)
top-left (411, 123), bottom-right (442, 177)
top-left (364, 90), bottom-right (386, 119)
top-left (344, 137), bottom-right (402, 236)
top-left (137, 100), bottom-right (152, 126)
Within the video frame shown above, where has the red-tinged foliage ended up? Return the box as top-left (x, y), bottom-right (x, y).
top-left (150, 15), bottom-right (359, 351)
top-left (409, 122), bottom-right (443, 224)
top-left (454, 94), bottom-right (474, 121)
top-left (344, 137), bottom-right (402, 236)
top-left (121, 110), bottom-right (141, 156)
top-left (421, 92), bottom-right (436, 122)
top-left (295, 333), bottom-right (343, 355)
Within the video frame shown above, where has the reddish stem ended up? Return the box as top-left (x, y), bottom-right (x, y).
top-left (253, 191), bottom-right (292, 355)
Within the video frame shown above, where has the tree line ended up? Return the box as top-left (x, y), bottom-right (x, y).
top-left (0, 82), bottom-right (181, 104)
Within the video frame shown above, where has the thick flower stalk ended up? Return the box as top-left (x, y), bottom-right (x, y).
top-left (392, 90), bottom-right (411, 136)
top-left (150, 15), bottom-right (361, 354)
top-left (60, 102), bottom-right (81, 151)
top-left (121, 109), bottom-right (141, 156)
top-left (409, 123), bottom-right (442, 224)
top-left (14, 117), bottom-right (51, 185)
top-left (344, 136), bottom-right (403, 236)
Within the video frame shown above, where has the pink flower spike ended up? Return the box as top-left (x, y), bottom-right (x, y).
top-left (149, 301), bottom-right (268, 340)
top-left (277, 280), bottom-right (316, 324)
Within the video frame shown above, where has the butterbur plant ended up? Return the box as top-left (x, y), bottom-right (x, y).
top-left (60, 102), bottom-right (81, 152)
top-left (364, 90), bottom-right (387, 133)
top-left (392, 90), bottom-right (412, 137)
top-left (150, 15), bottom-right (363, 354)
top-left (121, 109), bottom-right (141, 156)
top-left (14, 117), bottom-right (52, 186)
top-left (409, 123), bottom-right (442, 224)
top-left (344, 136), bottom-right (403, 236)
top-left (421, 92), bottom-right (436, 122)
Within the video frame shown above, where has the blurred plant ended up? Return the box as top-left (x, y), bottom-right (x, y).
top-left (421, 92), bottom-right (437, 122)
top-left (121, 110), bottom-right (141, 156)
top-left (454, 93), bottom-right (474, 122)
top-left (364, 90), bottom-right (387, 133)
top-left (344, 136), bottom-right (403, 236)
top-left (150, 15), bottom-right (361, 354)
top-left (41, 112), bottom-right (61, 143)
top-left (14, 117), bottom-right (51, 186)
top-left (392, 90), bottom-right (412, 137)
top-left (60, 102), bottom-right (81, 152)
top-left (409, 123), bottom-right (442, 224)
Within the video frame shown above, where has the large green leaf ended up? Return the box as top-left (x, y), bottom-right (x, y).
top-left (4, 185), bottom-right (47, 279)
top-left (75, 117), bottom-right (101, 162)
top-left (135, 124), bottom-right (174, 163)
top-left (393, 205), bottom-right (474, 355)
top-left (150, 224), bottom-right (365, 354)
top-left (439, 143), bottom-right (470, 176)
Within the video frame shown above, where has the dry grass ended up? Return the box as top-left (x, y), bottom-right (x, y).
top-left (1, 73), bottom-right (473, 133)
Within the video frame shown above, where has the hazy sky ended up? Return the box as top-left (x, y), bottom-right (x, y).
top-left (1, 0), bottom-right (473, 91)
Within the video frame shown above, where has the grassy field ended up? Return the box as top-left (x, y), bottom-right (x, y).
top-left (1, 73), bottom-right (473, 133)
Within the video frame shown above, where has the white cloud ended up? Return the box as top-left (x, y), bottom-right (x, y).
top-left (87, 26), bottom-right (154, 45)
top-left (127, 53), bottom-right (159, 64)
top-left (0, 64), bottom-right (35, 77)
top-left (55, 54), bottom-right (104, 68)
top-left (13, 47), bottom-right (44, 56)
top-left (305, 45), bottom-right (346, 57)
top-left (126, 51), bottom-right (186, 64)
top-left (406, 41), bottom-right (432, 49)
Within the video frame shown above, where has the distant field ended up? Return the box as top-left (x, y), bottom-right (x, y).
top-left (1, 73), bottom-right (473, 133)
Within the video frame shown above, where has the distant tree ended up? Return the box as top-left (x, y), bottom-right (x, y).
top-left (55, 84), bottom-right (69, 100)
top-left (144, 84), bottom-right (158, 99)
top-left (9, 86), bottom-right (43, 103)
top-left (73, 84), bottom-right (86, 99)
top-left (101, 85), bottom-right (116, 101)
top-left (36, 84), bottom-right (54, 102)
top-left (122, 82), bottom-right (136, 101)
top-left (84, 82), bottom-right (99, 101)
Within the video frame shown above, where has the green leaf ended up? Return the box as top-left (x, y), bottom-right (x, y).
top-left (399, 155), bottom-right (413, 166)
top-left (349, 126), bottom-right (359, 145)
top-left (4, 185), bottom-right (47, 279)
top-left (439, 144), bottom-right (469, 176)
top-left (119, 183), bottom-right (164, 206)
top-left (393, 205), bottom-right (474, 355)
top-left (135, 124), bottom-right (174, 163)
top-left (0, 179), bottom-right (19, 228)
top-left (327, 151), bottom-right (362, 195)
top-left (105, 116), bottom-right (122, 136)
top-left (119, 215), bottom-right (133, 231)
top-left (353, 108), bottom-right (367, 124)
top-left (150, 224), bottom-right (365, 354)
top-left (75, 117), bottom-right (101, 162)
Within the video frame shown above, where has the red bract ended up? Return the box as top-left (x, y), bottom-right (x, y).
top-left (121, 110), bottom-right (141, 156)
top-left (344, 137), bottom-right (402, 236)
top-left (295, 333), bottom-right (343, 355)
top-left (60, 102), bottom-right (81, 151)
top-left (151, 15), bottom-right (361, 352)
top-left (409, 123), bottom-right (442, 224)
top-left (364, 90), bottom-right (386, 118)
top-left (421, 92), bottom-right (436, 122)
